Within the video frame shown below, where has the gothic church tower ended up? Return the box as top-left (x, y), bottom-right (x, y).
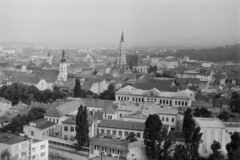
top-left (115, 31), bottom-right (127, 69)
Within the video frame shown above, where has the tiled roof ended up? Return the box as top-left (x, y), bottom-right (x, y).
top-left (0, 133), bottom-right (30, 145)
top-left (35, 121), bottom-right (56, 130)
top-left (94, 111), bottom-right (104, 120)
top-left (90, 138), bottom-right (129, 151)
top-left (44, 107), bottom-right (65, 117)
top-left (99, 119), bottom-right (145, 131)
top-left (10, 102), bottom-right (29, 110)
top-left (62, 113), bottom-right (94, 125)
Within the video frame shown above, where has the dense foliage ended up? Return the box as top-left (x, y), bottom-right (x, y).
top-left (231, 92), bottom-right (240, 114)
top-left (226, 132), bottom-right (240, 160)
top-left (125, 132), bottom-right (138, 143)
top-left (0, 83), bottom-right (68, 105)
top-left (193, 107), bottom-right (212, 118)
top-left (1, 107), bottom-right (46, 134)
top-left (148, 65), bottom-right (157, 73)
top-left (218, 111), bottom-right (233, 121)
top-left (99, 84), bottom-right (115, 100)
top-left (207, 140), bottom-right (225, 160)
top-left (75, 105), bottom-right (89, 150)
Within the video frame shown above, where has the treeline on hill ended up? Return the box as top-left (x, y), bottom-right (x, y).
top-left (162, 44), bottom-right (240, 62)
top-left (0, 83), bottom-right (68, 105)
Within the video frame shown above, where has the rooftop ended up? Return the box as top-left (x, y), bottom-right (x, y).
top-left (90, 137), bottom-right (129, 151)
top-left (0, 133), bottom-right (30, 145)
top-left (194, 117), bottom-right (225, 129)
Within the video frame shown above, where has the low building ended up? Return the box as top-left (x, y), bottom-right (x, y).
top-left (9, 101), bottom-right (29, 113)
top-left (23, 118), bottom-right (57, 138)
top-left (61, 113), bottom-right (96, 141)
top-left (116, 85), bottom-right (194, 107)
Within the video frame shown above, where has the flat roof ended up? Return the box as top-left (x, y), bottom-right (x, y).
top-left (0, 133), bottom-right (30, 145)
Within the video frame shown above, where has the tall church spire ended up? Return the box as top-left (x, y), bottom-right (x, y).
top-left (61, 49), bottom-right (66, 62)
top-left (120, 31), bottom-right (124, 42)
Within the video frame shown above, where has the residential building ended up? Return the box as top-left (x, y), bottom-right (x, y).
top-left (30, 138), bottom-right (49, 160)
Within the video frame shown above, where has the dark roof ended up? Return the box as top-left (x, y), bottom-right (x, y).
top-left (99, 119), bottom-right (145, 131)
top-left (126, 55), bottom-right (139, 66)
top-left (168, 131), bottom-right (185, 142)
top-left (35, 121), bottom-right (56, 130)
top-left (62, 113), bottom-right (94, 125)
top-left (44, 107), bottom-right (65, 117)
top-left (94, 111), bottom-right (104, 120)
top-left (0, 133), bottom-right (30, 145)
top-left (90, 138), bottom-right (128, 151)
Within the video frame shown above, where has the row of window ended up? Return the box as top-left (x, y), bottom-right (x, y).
top-left (15, 143), bottom-right (27, 151)
top-left (47, 117), bottom-right (59, 123)
top-left (64, 126), bottom-right (75, 132)
top-left (161, 117), bottom-right (175, 123)
top-left (175, 101), bottom-right (188, 106)
top-left (63, 135), bottom-right (75, 141)
top-left (94, 146), bottom-right (123, 155)
top-left (15, 151), bottom-right (27, 159)
top-left (100, 129), bottom-right (142, 138)
top-left (32, 152), bottom-right (45, 159)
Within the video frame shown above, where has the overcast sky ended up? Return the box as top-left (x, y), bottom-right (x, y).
top-left (0, 0), bottom-right (239, 44)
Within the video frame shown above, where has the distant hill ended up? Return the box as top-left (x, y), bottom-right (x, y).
top-left (160, 44), bottom-right (240, 62)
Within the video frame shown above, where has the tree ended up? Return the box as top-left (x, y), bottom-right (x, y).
top-left (75, 105), bottom-right (89, 150)
top-left (129, 62), bottom-right (133, 70)
top-left (99, 84), bottom-right (115, 100)
top-left (74, 78), bottom-right (81, 98)
top-left (143, 114), bottom-right (164, 160)
top-left (27, 107), bottom-right (46, 121)
top-left (172, 144), bottom-right (188, 160)
top-left (0, 149), bottom-right (11, 160)
top-left (207, 140), bottom-right (225, 160)
top-left (93, 69), bottom-right (97, 75)
top-left (218, 111), bottom-right (232, 121)
top-left (125, 132), bottom-right (138, 143)
top-left (184, 112), bottom-right (203, 160)
top-left (226, 132), bottom-right (240, 160)
top-left (193, 107), bottom-right (211, 118)
top-left (183, 108), bottom-right (193, 131)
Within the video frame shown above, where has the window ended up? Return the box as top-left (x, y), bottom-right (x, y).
top-left (32, 155), bottom-right (35, 159)
top-left (21, 143), bottom-right (27, 149)
top-left (71, 127), bottom-right (74, 132)
top-left (32, 147), bottom-right (36, 152)
top-left (162, 117), bottom-right (165, 121)
top-left (166, 118), bottom-right (169, 122)
top-left (107, 130), bottom-right (110, 135)
top-left (64, 126), bottom-right (68, 131)
top-left (64, 135), bottom-right (68, 140)
top-left (31, 131), bottom-right (34, 136)
top-left (118, 150), bottom-right (122, 155)
top-left (101, 129), bottom-right (104, 134)
top-left (118, 131), bottom-right (122, 136)
top-left (172, 118), bottom-right (174, 122)
top-left (21, 151), bottom-right (27, 157)
top-left (15, 145), bottom-right (19, 151)
top-left (137, 133), bottom-right (141, 138)
top-left (125, 131), bottom-right (128, 136)
top-left (70, 136), bottom-right (75, 141)
top-left (40, 144), bottom-right (45, 150)
top-left (185, 102), bottom-right (188, 106)
top-left (50, 118), bottom-right (51, 121)
top-left (113, 130), bottom-right (116, 135)
top-left (94, 146), bottom-right (99, 150)
top-left (41, 152), bottom-right (45, 157)
top-left (120, 114), bottom-right (122, 118)
top-left (53, 119), bottom-right (55, 122)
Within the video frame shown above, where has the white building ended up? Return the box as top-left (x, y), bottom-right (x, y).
top-left (115, 86), bottom-right (194, 107)
top-left (0, 97), bottom-right (12, 117)
top-left (0, 133), bottom-right (48, 160)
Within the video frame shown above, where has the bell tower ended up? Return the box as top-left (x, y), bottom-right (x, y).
top-left (57, 50), bottom-right (68, 81)
top-left (115, 31), bottom-right (127, 69)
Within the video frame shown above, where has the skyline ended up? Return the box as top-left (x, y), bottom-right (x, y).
top-left (0, 0), bottom-right (239, 45)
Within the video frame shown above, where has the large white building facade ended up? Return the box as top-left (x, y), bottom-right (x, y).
top-left (115, 86), bottom-right (194, 107)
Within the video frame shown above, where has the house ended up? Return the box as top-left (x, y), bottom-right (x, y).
top-left (9, 101), bottom-right (29, 113)
top-left (44, 99), bottom-right (84, 125)
top-left (61, 112), bottom-right (96, 141)
top-left (89, 138), bottom-right (129, 158)
top-left (89, 138), bottom-right (147, 160)
top-left (82, 78), bottom-right (110, 95)
top-left (0, 97), bottom-right (12, 117)
top-left (157, 58), bottom-right (178, 69)
top-left (23, 118), bottom-right (57, 138)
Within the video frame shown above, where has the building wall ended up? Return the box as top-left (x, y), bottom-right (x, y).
top-left (98, 127), bottom-right (144, 141)
top-left (90, 144), bottom-right (127, 158)
top-left (31, 139), bottom-right (49, 160)
top-left (23, 125), bottom-right (56, 138)
top-left (0, 140), bottom-right (30, 160)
